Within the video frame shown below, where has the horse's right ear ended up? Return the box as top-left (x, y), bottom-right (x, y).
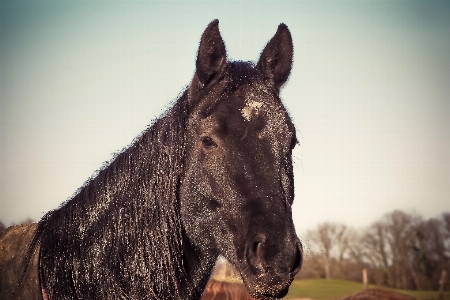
top-left (195, 20), bottom-right (227, 85)
top-left (194, 20), bottom-right (227, 88)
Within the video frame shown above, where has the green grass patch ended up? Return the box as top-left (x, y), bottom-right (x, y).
top-left (284, 279), bottom-right (450, 300)
top-left (285, 279), bottom-right (364, 299)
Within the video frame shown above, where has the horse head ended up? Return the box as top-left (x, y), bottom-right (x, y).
top-left (181, 20), bottom-right (302, 299)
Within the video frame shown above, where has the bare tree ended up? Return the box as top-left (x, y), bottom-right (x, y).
top-left (360, 220), bottom-right (392, 286)
top-left (304, 222), bottom-right (355, 279)
top-left (359, 211), bottom-right (418, 289)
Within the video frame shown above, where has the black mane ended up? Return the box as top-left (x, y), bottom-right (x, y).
top-left (37, 92), bottom-right (191, 298)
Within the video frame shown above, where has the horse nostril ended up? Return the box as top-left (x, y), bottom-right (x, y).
top-left (246, 237), bottom-right (302, 276)
top-left (246, 238), bottom-right (266, 273)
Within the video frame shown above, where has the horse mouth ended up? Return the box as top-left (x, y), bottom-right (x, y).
top-left (241, 272), bottom-right (294, 300)
top-left (245, 282), bottom-right (291, 300)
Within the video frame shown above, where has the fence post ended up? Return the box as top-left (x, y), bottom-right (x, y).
top-left (362, 268), bottom-right (368, 290)
top-left (438, 270), bottom-right (447, 300)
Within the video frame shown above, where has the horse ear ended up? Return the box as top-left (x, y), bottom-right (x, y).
top-left (257, 24), bottom-right (293, 89)
top-left (195, 19), bottom-right (227, 86)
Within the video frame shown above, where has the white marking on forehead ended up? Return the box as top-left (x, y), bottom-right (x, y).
top-left (241, 101), bottom-right (264, 121)
top-left (240, 87), bottom-right (292, 155)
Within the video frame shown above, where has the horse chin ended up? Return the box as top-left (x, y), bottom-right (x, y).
top-left (241, 271), bottom-right (294, 300)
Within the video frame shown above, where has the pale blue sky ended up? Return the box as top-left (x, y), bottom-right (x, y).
top-left (1, 1), bottom-right (449, 234)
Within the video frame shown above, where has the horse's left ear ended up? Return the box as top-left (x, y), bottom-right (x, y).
top-left (257, 24), bottom-right (293, 89)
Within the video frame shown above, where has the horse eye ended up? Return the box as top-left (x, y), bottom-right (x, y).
top-left (201, 136), bottom-right (217, 148)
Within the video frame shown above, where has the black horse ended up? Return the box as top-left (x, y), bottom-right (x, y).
top-left (0, 20), bottom-right (302, 300)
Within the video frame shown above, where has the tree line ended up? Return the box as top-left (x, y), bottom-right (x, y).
top-left (298, 210), bottom-right (450, 291)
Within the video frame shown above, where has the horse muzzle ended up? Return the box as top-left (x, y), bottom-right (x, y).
top-left (241, 235), bottom-right (303, 299)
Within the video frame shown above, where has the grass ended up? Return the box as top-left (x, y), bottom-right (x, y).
top-left (285, 279), bottom-right (363, 299)
top-left (284, 279), bottom-right (450, 300)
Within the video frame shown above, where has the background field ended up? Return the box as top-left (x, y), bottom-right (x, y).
top-left (285, 279), bottom-right (450, 300)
